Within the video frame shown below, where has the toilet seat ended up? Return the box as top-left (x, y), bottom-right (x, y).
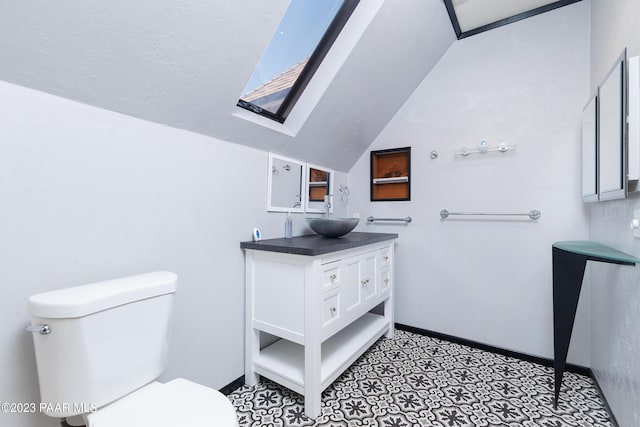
top-left (84, 378), bottom-right (238, 427)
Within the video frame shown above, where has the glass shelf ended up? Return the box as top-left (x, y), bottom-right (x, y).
top-left (553, 240), bottom-right (640, 264)
top-left (372, 176), bottom-right (409, 184)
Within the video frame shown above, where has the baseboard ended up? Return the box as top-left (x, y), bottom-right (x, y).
top-left (220, 375), bottom-right (245, 395)
top-left (395, 323), bottom-right (590, 375)
top-left (587, 368), bottom-right (619, 427)
top-left (395, 323), bottom-right (618, 426)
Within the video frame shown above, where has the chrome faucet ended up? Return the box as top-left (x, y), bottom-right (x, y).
top-left (324, 194), bottom-right (333, 216)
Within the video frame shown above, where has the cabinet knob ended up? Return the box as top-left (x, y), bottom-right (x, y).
top-left (384, 278), bottom-right (389, 283)
top-left (361, 278), bottom-right (369, 285)
top-left (384, 256), bottom-right (389, 261)
top-left (330, 274), bottom-right (337, 281)
top-left (330, 307), bottom-right (337, 315)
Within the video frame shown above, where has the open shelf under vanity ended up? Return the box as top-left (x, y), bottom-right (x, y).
top-left (254, 313), bottom-right (390, 395)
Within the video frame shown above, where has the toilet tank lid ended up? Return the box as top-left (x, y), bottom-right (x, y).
top-left (28, 271), bottom-right (177, 318)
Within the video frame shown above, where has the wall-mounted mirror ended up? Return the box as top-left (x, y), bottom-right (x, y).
top-left (267, 153), bottom-right (305, 212)
top-left (306, 164), bottom-right (334, 214)
top-left (598, 52), bottom-right (627, 201)
top-left (582, 96), bottom-right (598, 202)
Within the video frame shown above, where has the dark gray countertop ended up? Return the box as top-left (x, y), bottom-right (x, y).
top-left (240, 232), bottom-right (398, 256)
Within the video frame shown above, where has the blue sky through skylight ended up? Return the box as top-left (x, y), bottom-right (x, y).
top-left (241, 0), bottom-right (343, 97)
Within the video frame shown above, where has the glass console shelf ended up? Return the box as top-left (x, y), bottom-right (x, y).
top-left (551, 240), bottom-right (639, 408)
top-left (553, 241), bottom-right (640, 264)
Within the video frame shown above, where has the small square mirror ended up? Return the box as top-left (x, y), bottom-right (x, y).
top-left (306, 164), bottom-right (334, 214)
top-left (267, 153), bottom-right (306, 212)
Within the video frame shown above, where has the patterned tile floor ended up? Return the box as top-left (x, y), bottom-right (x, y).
top-left (228, 330), bottom-right (613, 426)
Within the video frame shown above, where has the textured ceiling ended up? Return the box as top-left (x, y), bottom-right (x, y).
top-left (0, 0), bottom-right (455, 172)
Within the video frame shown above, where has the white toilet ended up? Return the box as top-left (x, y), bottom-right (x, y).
top-left (27, 271), bottom-right (238, 427)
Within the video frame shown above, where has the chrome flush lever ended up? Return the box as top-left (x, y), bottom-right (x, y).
top-left (26, 324), bottom-right (51, 335)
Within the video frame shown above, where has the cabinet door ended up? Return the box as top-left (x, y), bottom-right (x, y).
top-left (362, 251), bottom-right (378, 303)
top-left (343, 255), bottom-right (362, 316)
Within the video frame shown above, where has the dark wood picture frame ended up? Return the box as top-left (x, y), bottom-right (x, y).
top-left (370, 147), bottom-right (411, 201)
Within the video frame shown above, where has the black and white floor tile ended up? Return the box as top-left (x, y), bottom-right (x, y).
top-left (227, 330), bottom-right (613, 426)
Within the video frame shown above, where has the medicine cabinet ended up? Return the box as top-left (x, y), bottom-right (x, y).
top-left (582, 96), bottom-right (598, 202)
top-left (306, 164), bottom-right (334, 214)
top-left (582, 50), bottom-right (637, 202)
top-left (267, 153), bottom-right (305, 213)
top-left (598, 55), bottom-right (626, 201)
top-left (267, 153), bottom-right (334, 213)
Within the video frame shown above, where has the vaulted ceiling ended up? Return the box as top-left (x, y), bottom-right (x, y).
top-left (0, 0), bottom-right (580, 171)
top-left (0, 0), bottom-right (454, 171)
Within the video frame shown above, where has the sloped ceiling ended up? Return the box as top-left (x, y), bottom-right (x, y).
top-left (0, 0), bottom-right (455, 172)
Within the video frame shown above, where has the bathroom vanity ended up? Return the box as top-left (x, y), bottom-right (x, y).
top-left (241, 232), bottom-right (397, 418)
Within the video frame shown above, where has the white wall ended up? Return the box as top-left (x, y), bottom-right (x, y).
top-left (589, 1), bottom-right (640, 425)
top-left (347, 2), bottom-right (591, 363)
top-left (0, 81), bottom-right (346, 427)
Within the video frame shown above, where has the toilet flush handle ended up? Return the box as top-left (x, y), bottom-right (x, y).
top-left (26, 324), bottom-right (51, 335)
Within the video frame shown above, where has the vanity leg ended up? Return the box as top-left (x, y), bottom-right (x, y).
top-left (244, 251), bottom-right (260, 386)
top-left (384, 296), bottom-right (394, 339)
top-left (552, 248), bottom-right (587, 408)
top-left (303, 341), bottom-right (321, 418)
top-left (245, 328), bottom-right (260, 386)
top-left (302, 260), bottom-right (322, 418)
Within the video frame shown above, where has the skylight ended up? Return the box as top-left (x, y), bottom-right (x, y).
top-left (237, 0), bottom-right (360, 123)
top-left (444, 0), bottom-right (581, 39)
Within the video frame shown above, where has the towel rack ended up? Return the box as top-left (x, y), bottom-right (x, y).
top-left (440, 209), bottom-right (541, 220)
top-left (367, 216), bottom-right (412, 223)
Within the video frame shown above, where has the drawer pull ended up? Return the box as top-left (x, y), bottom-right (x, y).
top-left (330, 274), bottom-right (337, 281)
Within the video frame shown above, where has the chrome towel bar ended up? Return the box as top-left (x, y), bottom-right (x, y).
top-left (440, 209), bottom-right (541, 220)
top-left (367, 216), bottom-right (412, 223)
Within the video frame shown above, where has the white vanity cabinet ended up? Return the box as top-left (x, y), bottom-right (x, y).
top-left (242, 233), bottom-right (396, 418)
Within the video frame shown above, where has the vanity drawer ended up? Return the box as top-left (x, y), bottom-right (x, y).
top-left (378, 246), bottom-right (391, 268)
top-left (322, 292), bottom-right (341, 328)
top-left (321, 261), bottom-right (341, 291)
top-left (379, 268), bottom-right (391, 297)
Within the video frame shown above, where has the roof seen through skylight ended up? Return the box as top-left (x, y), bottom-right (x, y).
top-left (238, 0), bottom-right (358, 122)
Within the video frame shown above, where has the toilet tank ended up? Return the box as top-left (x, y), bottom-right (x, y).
top-left (27, 271), bottom-right (177, 417)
